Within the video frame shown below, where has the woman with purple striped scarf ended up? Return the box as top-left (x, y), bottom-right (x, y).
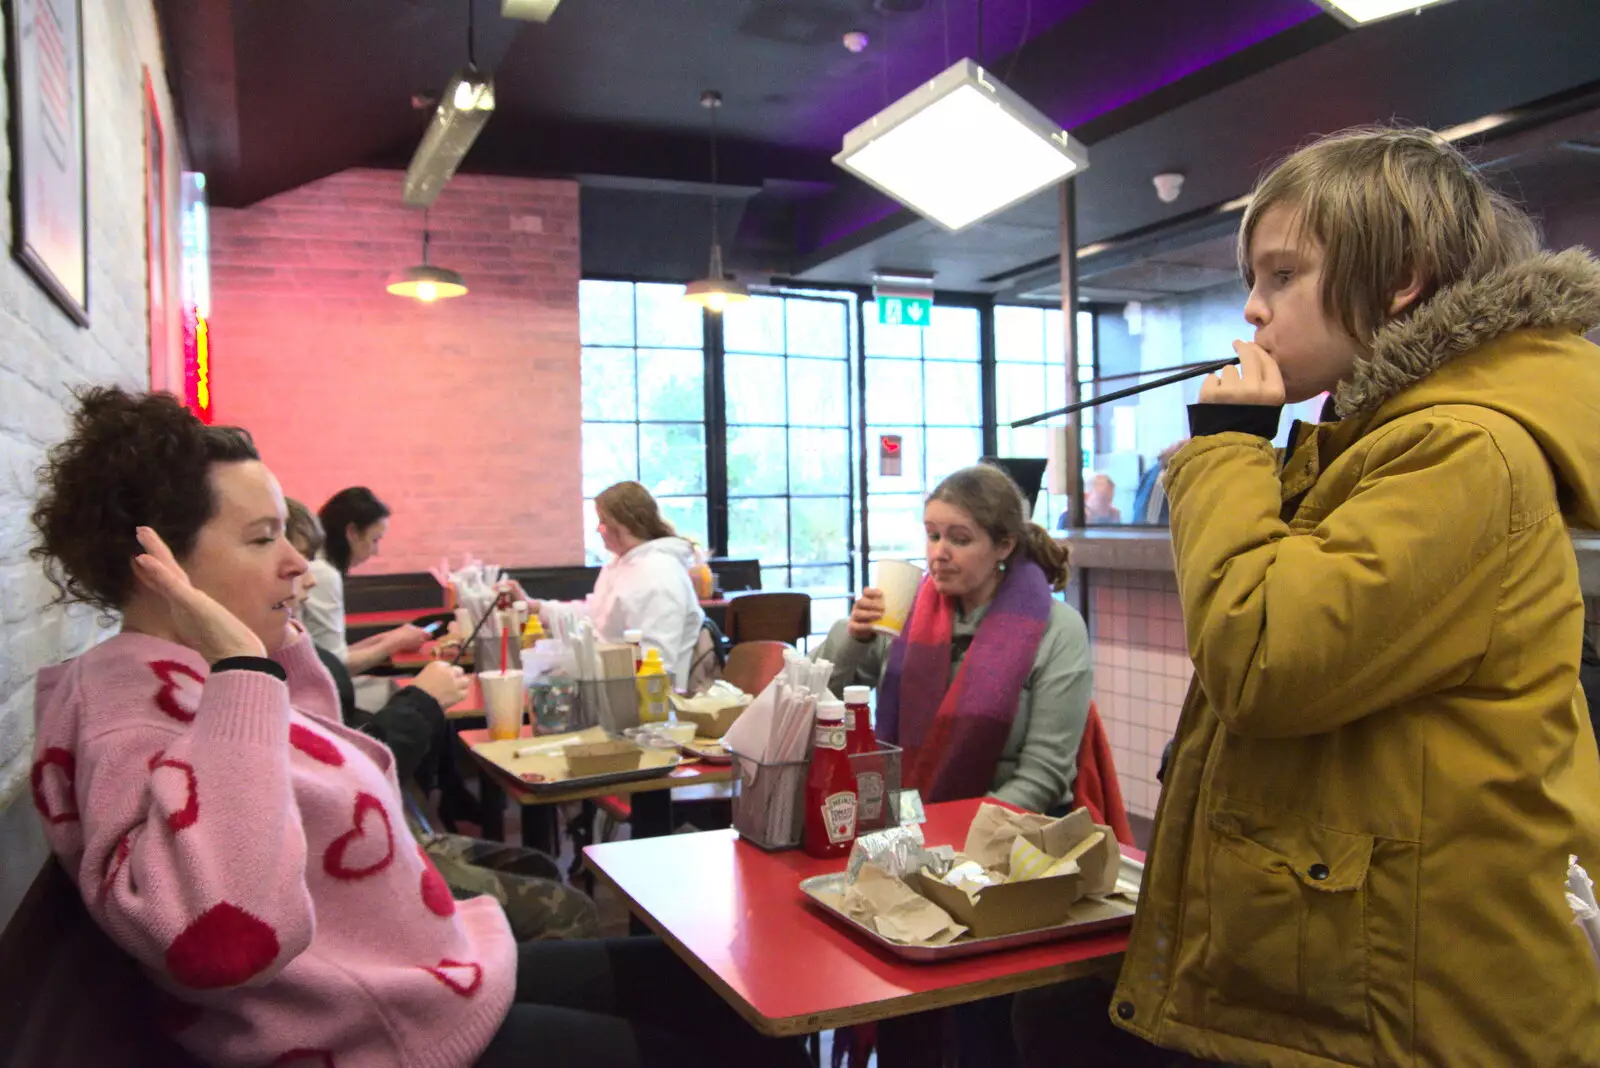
top-left (814, 464), bottom-right (1091, 814)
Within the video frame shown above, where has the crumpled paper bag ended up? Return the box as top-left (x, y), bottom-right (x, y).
top-left (843, 863), bottom-right (967, 945)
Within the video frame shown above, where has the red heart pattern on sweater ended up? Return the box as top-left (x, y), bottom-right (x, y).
top-left (30, 747), bottom-right (79, 825)
top-left (151, 660), bottom-right (205, 723)
top-left (267, 1050), bottom-right (336, 1067)
top-left (166, 901), bottom-right (281, 989)
top-left (148, 753), bottom-right (200, 832)
top-left (421, 958), bottom-right (482, 997)
top-left (418, 846), bottom-right (455, 917)
top-left (322, 792), bottom-right (394, 880)
top-left (289, 724), bottom-right (344, 767)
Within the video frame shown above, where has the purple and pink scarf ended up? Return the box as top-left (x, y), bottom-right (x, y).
top-left (877, 559), bottom-right (1053, 803)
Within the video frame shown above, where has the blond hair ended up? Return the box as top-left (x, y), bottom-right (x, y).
top-left (927, 464), bottom-right (1071, 591)
top-left (1240, 125), bottom-right (1540, 344)
top-left (594, 481), bottom-right (677, 543)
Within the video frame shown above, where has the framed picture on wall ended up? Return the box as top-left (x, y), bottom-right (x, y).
top-left (144, 68), bottom-right (168, 386)
top-left (6, 0), bottom-right (89, 325)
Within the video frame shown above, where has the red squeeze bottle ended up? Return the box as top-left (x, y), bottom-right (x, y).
top-left (843, 685), bottom-right (876, 754)
top-left (803, 700), bottom-right (859, 859)
top-left (844, 685), bottom-right (886, 830)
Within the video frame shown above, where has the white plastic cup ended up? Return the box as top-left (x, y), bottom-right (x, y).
top-left (872, 559), bottom-right (924, 636)
top-left (479, 670), bottom-right (526, 741)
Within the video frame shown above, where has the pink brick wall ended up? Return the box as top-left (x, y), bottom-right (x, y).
top-left (209, 169), bottom-right (584, 574)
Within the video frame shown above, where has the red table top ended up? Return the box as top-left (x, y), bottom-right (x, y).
top-left (456, 724), bottom-right (733, 805)
top-left (582, 797), bottom-right (1139, 1036)
top-left (346, 607), bottom-right (444, 629)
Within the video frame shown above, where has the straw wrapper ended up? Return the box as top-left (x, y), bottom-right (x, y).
top-left (1567, 856), bottom-right (1600, 969)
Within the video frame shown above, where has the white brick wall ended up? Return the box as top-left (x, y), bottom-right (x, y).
top-left (0, 0), bottom-right (180, 924)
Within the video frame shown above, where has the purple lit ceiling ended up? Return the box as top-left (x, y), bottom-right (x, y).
top-left (156, 0), bottom-right (1600, 288)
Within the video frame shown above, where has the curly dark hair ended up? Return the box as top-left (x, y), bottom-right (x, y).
top-left (318, 487), bottom-right (390, 573)
top-left (30, 387), bottom-right (260, 612)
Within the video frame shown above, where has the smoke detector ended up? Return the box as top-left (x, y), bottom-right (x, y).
top-left (1153, 172), bottom-right (1185, 203)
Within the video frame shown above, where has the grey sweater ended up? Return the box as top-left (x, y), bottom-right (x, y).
top-left (813, 599), bottom-right (1092, 814)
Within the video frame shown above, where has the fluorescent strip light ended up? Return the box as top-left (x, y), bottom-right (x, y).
top-left (834, 59), bottom-right (1088, 233)
top-left (501, 0), bottom-right (561, 21)
top-left (403, 67), bottom-right (495, 208)
top-left (1437, 112), bottom-right (1514, 143)
top-left (1310, 0), bottom-right (1459, 27)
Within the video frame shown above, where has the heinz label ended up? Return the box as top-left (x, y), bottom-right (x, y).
top-left (822, 791), bottom-right (858, 844)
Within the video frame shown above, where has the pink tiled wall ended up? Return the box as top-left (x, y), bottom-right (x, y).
top-left (1089, 569), bottom-right (1192, 818)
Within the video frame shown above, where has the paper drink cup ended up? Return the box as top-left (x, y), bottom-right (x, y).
top-left (479, 670), bottom-right (526, 740)
top-left (872, 559), bottom-right (924, 636)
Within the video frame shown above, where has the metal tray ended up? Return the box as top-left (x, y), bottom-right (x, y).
top-left (798, 854), bottom-right (1143, 962)
top-left (514, 754), bottom-right (684, 794)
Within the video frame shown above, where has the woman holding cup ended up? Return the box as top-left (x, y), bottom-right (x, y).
top-left (814, 463), bottom-right (1091, 813)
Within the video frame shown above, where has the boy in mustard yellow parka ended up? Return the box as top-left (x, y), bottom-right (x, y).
top-left (1103, 128), bottom-right (1600, 1067)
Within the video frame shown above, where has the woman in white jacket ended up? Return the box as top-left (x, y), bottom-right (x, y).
top-left (538, 482), bottom-right (705, 689)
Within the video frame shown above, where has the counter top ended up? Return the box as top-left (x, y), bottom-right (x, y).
top-left (1063, 528), bottom-right (1600, 595)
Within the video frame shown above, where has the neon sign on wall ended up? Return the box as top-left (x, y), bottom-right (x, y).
top-left (179, 172), bottom-right (212, 423)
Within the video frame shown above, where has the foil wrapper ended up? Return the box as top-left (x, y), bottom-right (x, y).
top-left (847, 824), bottom-right (951, 883)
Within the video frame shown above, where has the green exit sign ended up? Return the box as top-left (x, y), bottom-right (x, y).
top-left (878, 294), bottom-right (932, 327)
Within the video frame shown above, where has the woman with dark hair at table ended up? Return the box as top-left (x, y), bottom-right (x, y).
top-left (301, 485), bottom-right (428, 674)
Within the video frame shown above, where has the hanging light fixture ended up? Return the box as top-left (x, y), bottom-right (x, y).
top-left (684, 90), bottom-right (749, 313)
top-left (387, 210), bottom-right (468, 302)
top-left (403, 0), bottom-right (496, 208)
top-left (1309, 0), bottom-right (1458, 26)
top-left (833, 1), bottom-right (1087, 232)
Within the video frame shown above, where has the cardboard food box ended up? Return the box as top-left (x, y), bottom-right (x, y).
top-left (565, 740), bottom-right (644, 778)
top-left (675, 701), bottom-right (746, 738)
top-left (913, 807), bottom-right (1122, 938)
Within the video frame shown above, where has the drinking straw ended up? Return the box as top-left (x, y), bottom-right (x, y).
top-left (1010, 356), bottom-right (1241, 428)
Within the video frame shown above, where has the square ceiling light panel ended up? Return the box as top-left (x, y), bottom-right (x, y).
top-left (834, 59), bottom-right (1089, 233)
top-left (1310, 0), bottom-right (1459, 27)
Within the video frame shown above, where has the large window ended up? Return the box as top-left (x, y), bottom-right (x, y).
top-left (1091, 285), bottom-right (1323, 526)
top-left (721, 294), bottom-right (856, 640)
top-left (863, 303), bottom-right (984, 566)
top-left (579, 281), bottom-right (708, 563)
top-left (994, 305), bottom-right (1095, 529)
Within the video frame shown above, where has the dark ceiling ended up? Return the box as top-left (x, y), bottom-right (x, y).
top-left (157, 0), bottom-right (1600, 292)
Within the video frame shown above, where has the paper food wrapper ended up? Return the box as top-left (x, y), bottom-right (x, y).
top-left (819, 803), bottom-right (1123, 944)
top-left (843, 863), bottom-right (967, 946)
top-left (916, 804), bottom-right (1123, 938)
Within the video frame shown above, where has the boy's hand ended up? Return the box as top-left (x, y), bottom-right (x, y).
top-left (1199, 341), bottom-right (1285, 406)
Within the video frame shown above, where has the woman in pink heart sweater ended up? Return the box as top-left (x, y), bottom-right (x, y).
top-left (28, 388), bottom-right (808, 1068)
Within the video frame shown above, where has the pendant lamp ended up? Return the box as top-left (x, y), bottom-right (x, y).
top-left (684, 90), bottom-right (749, 313)
top-left (387, 211), bottom-right (467, 302)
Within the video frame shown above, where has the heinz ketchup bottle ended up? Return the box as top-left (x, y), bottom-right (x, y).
top-left (843, 685), bottom-right (886, 830)
top-left (803, 699), bottom-right (858, 859)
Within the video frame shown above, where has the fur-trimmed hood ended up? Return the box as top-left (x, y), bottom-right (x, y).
top-left (1336, 247), bottom-right (1600, 528)
top-left (1337, 248), bottom-right (1600, 416)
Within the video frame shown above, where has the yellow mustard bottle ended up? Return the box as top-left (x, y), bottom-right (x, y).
top-left (520, 613), bottom-right (546, 650)
top-left (635, 648), bottom-right (671, 724)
